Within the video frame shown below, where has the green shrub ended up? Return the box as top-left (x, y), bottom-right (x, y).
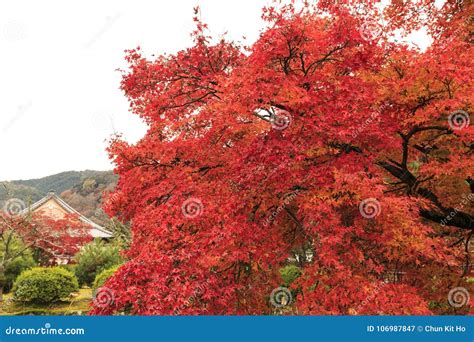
top-left (58, 264), bottom-right (76, 274)
top-left (74, 240), bottom-right (123, 286)
top-left (92, 265), bottom-right (120, 292)
top-left (13, 267), bottom-right (79, 303)
top-left (280, 265), bottom-right (302, 285)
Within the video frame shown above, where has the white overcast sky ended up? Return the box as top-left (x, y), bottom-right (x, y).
top-left (0, 0), bottom-right (431, 181)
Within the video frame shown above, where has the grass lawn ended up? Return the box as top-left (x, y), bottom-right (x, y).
top-left (0, 288), bottom-right (93, 315)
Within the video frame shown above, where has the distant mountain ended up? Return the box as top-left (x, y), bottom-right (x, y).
top-left (0, 170), bottom-right (118, 225)
top-left (13, 171), bottom-right (97, 195)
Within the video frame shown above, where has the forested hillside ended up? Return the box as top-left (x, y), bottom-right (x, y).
top-left (0, 170), bottom-right (117, 224)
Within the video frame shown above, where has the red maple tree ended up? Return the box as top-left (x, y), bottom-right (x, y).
top-left (0, 211), bottom-right (92, 298)
top-left (92, 1), bottom-right (473, 315)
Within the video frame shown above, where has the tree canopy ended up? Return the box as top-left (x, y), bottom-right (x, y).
top-left (92, 0), bottom-right (473, 315)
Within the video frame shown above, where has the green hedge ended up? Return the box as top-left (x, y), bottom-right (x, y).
top-left (13, 267), bottom-right (79, 303)
top-left (92, 265), bottom-right (120, 292)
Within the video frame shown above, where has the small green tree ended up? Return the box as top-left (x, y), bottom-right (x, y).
top-left (280, 265), bottom-right (302, 286)
top-left (74, 239), bottom-right (123, 286)
top-left (0, 237), bottom-right (36, 292)
top-left (105, 218), bottom-right (131, 250)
